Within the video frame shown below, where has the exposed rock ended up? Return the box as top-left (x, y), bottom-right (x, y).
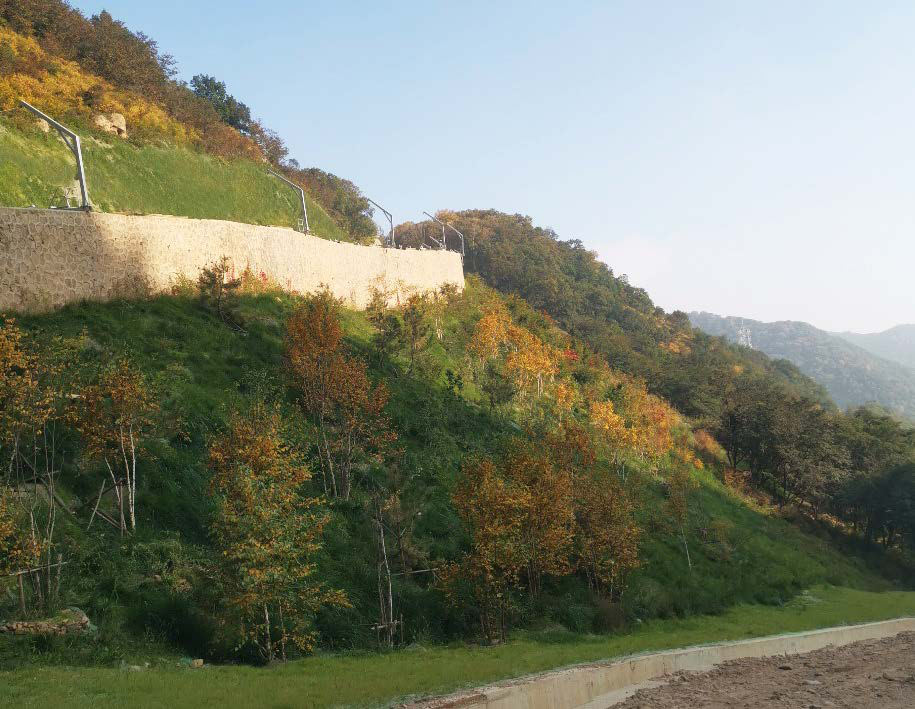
top-left (0, 607), bottom-right (90, 635)
top-left (93, 113), bottom-right (128, 138)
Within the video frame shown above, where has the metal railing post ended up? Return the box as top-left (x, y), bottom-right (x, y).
top-left (19, 100), bottom-right (91, 210)
top-left (367, 198), bottom-right (395, 247)
top-left (267, 168), bottom-right (310, 234)
top-left (424, 211), bottom-right (465, 258)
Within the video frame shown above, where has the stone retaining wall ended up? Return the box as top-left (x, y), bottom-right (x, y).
top-left (0, 208), bottom-right (464, 312)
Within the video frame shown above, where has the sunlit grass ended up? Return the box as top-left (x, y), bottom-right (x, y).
top-left (2, 586), bottom-right (914, 708)
top-left (0, 119), bottom-right (349, 241)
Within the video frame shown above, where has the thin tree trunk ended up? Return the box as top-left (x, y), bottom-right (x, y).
top-left (263, 604), bottom-right (273, 663)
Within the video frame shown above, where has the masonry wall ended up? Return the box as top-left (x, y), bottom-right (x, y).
top-left (0, 208), bottom-right (464, 312)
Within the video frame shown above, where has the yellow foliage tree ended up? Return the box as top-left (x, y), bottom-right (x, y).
top-left (208, 403), bottom-right (348, 662)
top-left (442, 458), bottom-right (528, 643)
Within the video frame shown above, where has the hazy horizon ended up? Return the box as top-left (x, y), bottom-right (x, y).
top-left (70, 1), bottom-right (915, 333)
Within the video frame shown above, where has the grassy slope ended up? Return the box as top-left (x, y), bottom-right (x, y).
top-left (0, 119), bottom-right (350, 241)
top-left (3, 586), bottom-right (915, 708)
top-left (0, 287), bottom-right (911, 704)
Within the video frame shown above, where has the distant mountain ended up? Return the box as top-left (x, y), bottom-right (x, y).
top-left (689, 312), bottom-right (915, 419)
top-left (836, 325), bottom-right (915, 371)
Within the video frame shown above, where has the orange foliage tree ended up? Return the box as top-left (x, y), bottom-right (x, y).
top-left (469, 303), bottom-right (512, 362)
top-left (208, 403), bottom-right (348, 662)
top-left (286, 291), bottom-right (395, 500)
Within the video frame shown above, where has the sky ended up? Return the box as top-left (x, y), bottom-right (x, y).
top-left (70, 1), bottom-right (915, 333)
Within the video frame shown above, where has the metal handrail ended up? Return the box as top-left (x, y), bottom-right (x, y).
top-left (19, 100), bottom-right (91, 210)
top-left (267, 168), bottom-right (310, 233)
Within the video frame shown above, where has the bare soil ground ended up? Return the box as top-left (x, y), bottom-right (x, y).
top-left (616, 632), bottom-right (915, 708)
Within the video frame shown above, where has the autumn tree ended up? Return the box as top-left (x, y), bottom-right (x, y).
top-left (71, 359), bottom-right (157, 535)
top-left (469, 303), bottom-right (512, 363)
top-left (0, 319), bottom-right (66, 612)
top-left (0, 487), bottom-right (41, 615)
top-left (208, 403), bottom-right (347, 662)
top-left (574, 470), bottom-right (641, 599)
top-left (286, 291), bottom-right (395, 500)
top-left (441, 458), bottom-right (528, 643)
top-left (504, 441), bottom-right (574, 597)
top-left (505, 326), bottom-right (558, 399)
top-left (589, 399), bottom-right (633, 478)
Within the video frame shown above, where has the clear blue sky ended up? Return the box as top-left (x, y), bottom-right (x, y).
top-left (71, 1), bottom-right (915, 333)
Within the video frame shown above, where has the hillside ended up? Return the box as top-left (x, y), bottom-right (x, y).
top-left (4, 2), bottom-right (915, 699)
top-left (0, 280), bottom-right (898, 668)
top-left (838, 324), bottom-right (915, 371)
top-left (396, 210), bottom-right (832, 420)
top-left (690, 312), bottom-right (915, 419)
top-left (0, 118), bottom-right (353, 240)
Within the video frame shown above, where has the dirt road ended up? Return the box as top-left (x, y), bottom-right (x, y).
top-left (615, 632), bottom-right (915, 708)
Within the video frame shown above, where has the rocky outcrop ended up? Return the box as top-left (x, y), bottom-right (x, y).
top-left (0, 607), bottom-right (91, 635)
top-left (93, 113), bottom-right (128, 138)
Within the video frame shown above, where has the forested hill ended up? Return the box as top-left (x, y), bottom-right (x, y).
top-left (838, 324), bottom-right (915, 372)
top-left (395, 210), bottom-right (830, 420)
top-left (690, 312), bottom-right (915, 419)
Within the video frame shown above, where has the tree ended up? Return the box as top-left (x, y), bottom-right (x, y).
top-left (442, 458), bottom-right (527, 643)
top-left (372, 314), bottom-right (402, 368)
top-left (470, 304), bottom-right (512, 362)
top-left (481, 361), bottom-right (516, 414)
top-left (0, 487), bottom-right (41, 615)
top-left (574, 470), bottom-right (640, 598)
top-left (664, 463), bottom-right (697, 570)
top-left (198, 256), bottom-right (242, 329)
top-left (71, 359), bottom-right (157, 535)
top-left (401, 294), bottom-right (429, 374)
top-left (505, 441), bottom-right (574, 597)
top-left (589, 399), bottom-right (634, 477)
top-left (286, 291), bottom-right (395, 500)
top-left (209, 403), bottom-right (347, 662)
top-left (190, 74), bottom-right (252, 134)
top-left (505, 326), bottom-right (558, 399)
top-left (0, 318), bottom-right (64, 613)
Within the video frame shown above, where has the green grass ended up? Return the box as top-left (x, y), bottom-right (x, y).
top-left (2, 585), bottom-right (914, 708)
top-left (2, 289), bottom-right (912, 704)
top-left (0, 119), bottom-right (350, 241)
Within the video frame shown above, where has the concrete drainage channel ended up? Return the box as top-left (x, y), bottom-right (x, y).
top-left (405, 617), bottom-right (915, 709)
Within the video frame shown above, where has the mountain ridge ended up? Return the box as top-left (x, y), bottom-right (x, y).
top-left (689, 311), bottom-right (915, 419)
top-left (836, 324), bottom-right (915, 371)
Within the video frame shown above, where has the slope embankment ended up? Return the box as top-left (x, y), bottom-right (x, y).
top-left (0, 207), bottom-right (464, 312)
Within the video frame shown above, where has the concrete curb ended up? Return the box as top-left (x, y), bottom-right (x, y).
top-left (406, 617), bottom-right (915, 709)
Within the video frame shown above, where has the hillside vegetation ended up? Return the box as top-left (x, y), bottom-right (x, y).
top-left (0, 10), bottom-right (376, 242)
top-left (0, 120), bottom-right (348, 240)
top-left (0, 279), bottom-right (901, 666)
top-left (690, 311), bottom-right (915, 419)
top-left (3, 3), bottom-right (915, 705)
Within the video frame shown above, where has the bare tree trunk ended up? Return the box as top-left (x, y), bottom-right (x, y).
top-left (680, 525), bottom-right (692, 571)
top-left (263, 604), bottom-right (273, 663)
top-left (375, 505), bottom-right (395, 648)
